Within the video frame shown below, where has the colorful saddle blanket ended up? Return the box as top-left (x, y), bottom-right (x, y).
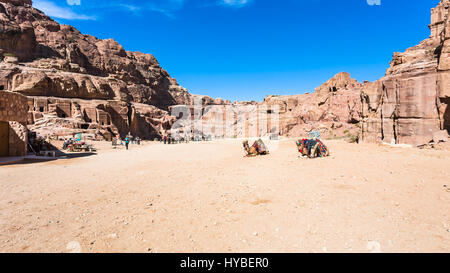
top-left (252, 139), bottom-right (268, 154)
top-left (297, 138), bottom-right (329, 158)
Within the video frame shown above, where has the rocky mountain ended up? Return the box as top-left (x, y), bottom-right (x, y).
top-left (360, 0), bottom-right (450, 146)
top-left (0, 0), bottom-right (191, 140)
top-left (0, 0), bottom-right (448, 145)
top-left (239, 0), bottom-right (450, 145)
top-left (259, 72), bottom-right (363, 139)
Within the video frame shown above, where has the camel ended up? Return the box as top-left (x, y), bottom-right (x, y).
top-left (296, 138), bottom-right (329, 158)
top-left (243, 139), bottom-right (269, 157)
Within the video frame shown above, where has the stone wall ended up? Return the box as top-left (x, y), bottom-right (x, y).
top-left (0, 90), bottom-right (28, 156)
top-left (8, 121), bottom-right (26, 156)
top-left (0, 90), bottom-right (28, 122)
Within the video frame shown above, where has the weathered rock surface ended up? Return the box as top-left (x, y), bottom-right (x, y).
top-left (173, 1), bottom-right (449, 144)
top-left (185, 72), bottom-right (363, 140)
top-left (0, 0), bottom-right (190, 140)
top-left (1, 0), bottom-right (448, 145)
top-left (261, 72), bottom-right (362, 139)
top-left (361, 0), bottom-right (450, 146)
top-left (1, 0), bottom-right (32, 6)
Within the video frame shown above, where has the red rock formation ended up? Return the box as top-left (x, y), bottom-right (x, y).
top-left (361, 0), bottom-right (450, 146)
top-left (1, 0), bottom-right (32, 6)
top-left (1, 0), bottom-right (447, 145)
top-left (184, 72), bottom-right (363, 140)
top-left (0, 0), bottom-right (190, 140)
top-left (261, 72), bottom-right (362, 139)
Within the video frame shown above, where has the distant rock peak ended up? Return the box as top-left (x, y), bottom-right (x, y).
top-left (314, 72), bottom-right (362, 94)
top-left (0, 0), bottom-right (32, 6)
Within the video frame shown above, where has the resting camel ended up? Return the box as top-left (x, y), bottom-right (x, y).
top-left (243, 139), bottom-right (269, 157)
top-left (296, 138), bottom-right (329, 158)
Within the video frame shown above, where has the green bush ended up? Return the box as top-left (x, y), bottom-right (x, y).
top-left (348, 134), bottom-right (359, 143)
top-left (67, 36), bottom-right (76, 43)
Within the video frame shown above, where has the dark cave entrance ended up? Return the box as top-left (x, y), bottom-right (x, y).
top-left (444, 102), bottom-right (450, 134)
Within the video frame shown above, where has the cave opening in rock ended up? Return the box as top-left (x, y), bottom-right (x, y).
top-left (80, 124), bottom-right (89, 130)
top-left (444, 101), bottom-right (450, 134)
top-left (348, 118), bottom-right (359, 124)
top-left (39, 107), bottom-right (44, 112)
top-left (0, 85), bottom-right (4, 91)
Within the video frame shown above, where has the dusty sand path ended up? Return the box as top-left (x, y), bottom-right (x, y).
top-left (0, 139), bottom-right (449, 253)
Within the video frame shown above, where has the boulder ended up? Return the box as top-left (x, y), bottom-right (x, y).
top-left (433, 130), bottom-right (449, 143)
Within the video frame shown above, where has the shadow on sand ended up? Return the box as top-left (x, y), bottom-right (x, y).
top-left (0, 151), bottom-right (97, 166)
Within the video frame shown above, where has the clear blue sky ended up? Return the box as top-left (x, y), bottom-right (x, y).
top-left (33, 0), bottom-right (440, 101)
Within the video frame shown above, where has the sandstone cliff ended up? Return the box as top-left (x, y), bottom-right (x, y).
top-left (0, 0), bottom-right (191, 140)
top-left (184, 72), bottom-right (363, 140)
top-left (361, 0), bottom-right (450, 146)
top-left (260, 72), bottom-right (362, 139)
top-left (1, 0), bottom-right (448, 145)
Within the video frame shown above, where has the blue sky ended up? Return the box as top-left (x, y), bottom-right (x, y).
top-left (33, 0), bottom-right (440, 101)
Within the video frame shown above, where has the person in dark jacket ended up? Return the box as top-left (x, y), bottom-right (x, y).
top-left (125, 137), bottom-right (130, 150)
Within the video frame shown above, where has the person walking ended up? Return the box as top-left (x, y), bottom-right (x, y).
top-left (125, 136), bottom-right (130, 150)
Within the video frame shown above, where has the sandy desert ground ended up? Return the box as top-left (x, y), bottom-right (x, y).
top-left (0, 139), bottom-right (449, 253)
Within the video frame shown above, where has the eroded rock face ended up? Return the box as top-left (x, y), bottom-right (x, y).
top-left (361, 0), bottom-right (450, 146)
top-left (0, 0), bottom-right (190, 140)
top-left (26, 97), bottom-right (174, 141)
top-left (1, 0), bottom-right (448, 144)
top-left (0, 1), bottom-right (190, 108)
top-left (261, 73), bottom-right (362, 139)
top-left (0, 0), bottom-right (32, 7)
top-left (315, 72), bottom-right (362, 95)
top-left (187, 73), bottom-right (363, 140)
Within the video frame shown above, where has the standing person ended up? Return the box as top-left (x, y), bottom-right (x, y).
top-left (125, 136), bottom-right (130, 150)
top-left (163, 136), bottom-right (167, 144)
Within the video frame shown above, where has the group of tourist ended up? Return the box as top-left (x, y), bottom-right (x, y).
top-left (112, 134), bottom-right (141, 150)
top-left (62, 138), bottom-right (76, 150)
top-left (162, 136), bottom-right (174, 145)
top-left (160, 135), bottom-right (213, 144)
top-left (161, 135), bottom-right (217, 144)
